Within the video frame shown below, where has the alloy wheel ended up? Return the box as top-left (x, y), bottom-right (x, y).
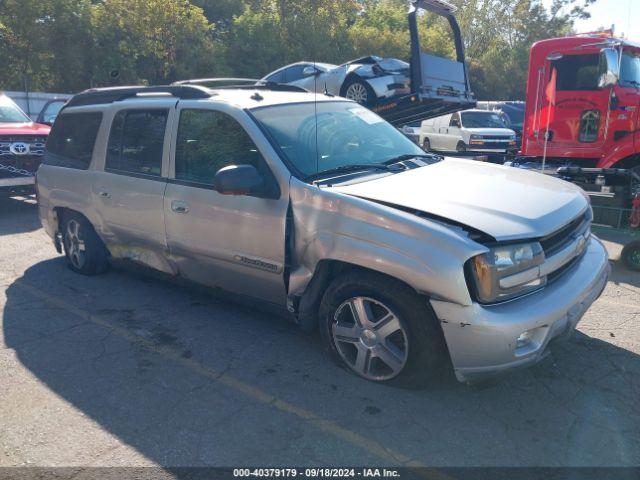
top-left (65, 220), bottom-right (86, 269)
top-left (345, 83), bottom-right (369, 104)
top-left (331, 296), bottom-right (408, 381)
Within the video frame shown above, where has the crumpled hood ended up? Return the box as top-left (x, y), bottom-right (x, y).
top-left (328, 158), bottom-right (588, 241)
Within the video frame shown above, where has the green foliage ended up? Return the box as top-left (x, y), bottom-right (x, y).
top-left (0, 0), bottom-right (595, 99)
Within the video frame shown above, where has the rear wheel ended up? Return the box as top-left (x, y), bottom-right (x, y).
top-left (319, 271), bottom-right (450, 389)
top-left (61, 212), bottom-right (109, 275)
top-left (621, 240), bottom-right (640, 271)
top-left (342, 78), bottom-right (377, 107)
top-left (422, 138), bottom-right (431, 152)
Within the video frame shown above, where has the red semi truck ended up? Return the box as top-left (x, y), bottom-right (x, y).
top-left (521, 33), bottom-right (640, 170)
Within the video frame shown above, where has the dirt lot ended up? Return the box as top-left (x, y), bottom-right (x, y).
top-left (1, 195), bottom-right (639, 467)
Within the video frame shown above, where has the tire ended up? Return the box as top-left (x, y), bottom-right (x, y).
top-left (422, 138), bottom-right (431, 152)
top-left (319, 271), bottom-right (450, 389)
top-left (61, 211), bottom-right (109, 275)
top-left (341, 78), bottom-right (377, 107)
top-left (621, 240), bottom-right (640, 271)
top-left (456, 141), bottom-right (467, 153)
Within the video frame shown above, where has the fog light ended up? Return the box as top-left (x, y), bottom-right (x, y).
top-left (516, 330), bottom-right (535, 348)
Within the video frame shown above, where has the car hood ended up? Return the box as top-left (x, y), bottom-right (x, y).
top-left (465, 128), bottom-right (515, 136)
top-left (0, 122), bottom-right (50, 136)
top-left (328, 158), bottom-right (588, 242)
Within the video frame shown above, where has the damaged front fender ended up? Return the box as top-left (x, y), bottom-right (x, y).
top-left (287, 177), bottom-right (486, 320)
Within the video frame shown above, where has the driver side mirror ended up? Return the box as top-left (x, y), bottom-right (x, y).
top-left (302, 66), bottom-right (320, 77)
top-left (213, 164), bottom-right (264, 196)
top-left (599, 47), bottom-right (620, 89)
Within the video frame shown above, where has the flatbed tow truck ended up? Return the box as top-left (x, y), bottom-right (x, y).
top-left (372, 0), bottom-right (476, 125)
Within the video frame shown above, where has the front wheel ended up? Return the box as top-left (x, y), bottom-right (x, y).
top-left (319, 271), bottom-right (450, 389)
top-left (342, 79), bottom-right (377, 107)
top-left (621, 240), bottom-right (640, 271)
top-left (61, 212), bottom-right (109, 275)
top-left (456, 141), bottom-right (467, 153)
top-left (422, 138), bottom-right (431, 152)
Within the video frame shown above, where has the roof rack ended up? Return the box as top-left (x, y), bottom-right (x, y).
top-left (65, 85), bottom-right (213, 108)
top-left (172, 77), bottom-right (309, 93)
top-left (172, 77), bottom-right (258, 86)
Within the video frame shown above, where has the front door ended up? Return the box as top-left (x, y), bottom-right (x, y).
top-left (164, 105), bottom-right (289, 305)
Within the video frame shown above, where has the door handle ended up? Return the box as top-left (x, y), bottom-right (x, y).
top-left (98, 189), bottom-right (111, 199)
top-left (171, 201), bottom-right (189, 214)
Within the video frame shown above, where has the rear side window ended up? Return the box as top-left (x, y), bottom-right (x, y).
top-left (175, 109), bottom-right (264, 185)
top-left (45, 112), bottom-right (103, 170)
top-left (106, 109), bottom-right (168, 177)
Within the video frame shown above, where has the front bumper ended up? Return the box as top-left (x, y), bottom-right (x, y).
top-left (0, 176), bottom-right (35, 188)
top-left (431, 237), bottom-right (610, 383)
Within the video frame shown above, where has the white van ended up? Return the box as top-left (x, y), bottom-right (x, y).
top-left (419, 109), bottom-right (517, 154)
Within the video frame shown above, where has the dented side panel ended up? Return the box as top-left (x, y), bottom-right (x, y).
top-left (288, 177), bottom-right (486, 307)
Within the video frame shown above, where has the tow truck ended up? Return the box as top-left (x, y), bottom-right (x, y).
top-left (515, 32), bottom-right (640, 267)
top-left (373, 0), bottom-right (476, 125)
top-left (520, 32), bottom-right (640, 170)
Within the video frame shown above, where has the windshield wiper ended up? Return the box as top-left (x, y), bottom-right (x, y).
top-left (306, 163), bottom-right (401, 182)
top-left (383, 153), bottom-right (442, 164)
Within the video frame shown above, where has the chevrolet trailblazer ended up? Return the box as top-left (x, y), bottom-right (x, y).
top-left (37, 84), bottom-right (609, 387)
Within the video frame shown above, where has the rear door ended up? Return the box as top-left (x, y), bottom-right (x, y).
top-left (164, 103), bottom-right (290, 305)
top-left (445, 113), bottom-right (461, 150)
top-left (91, 101), bottom-right (174, 272)
top-left (431, 116), bottom-right (448, 150)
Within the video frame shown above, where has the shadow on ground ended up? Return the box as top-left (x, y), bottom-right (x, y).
top-left (3, 258), bottom-right (640, 466)
top-left (0, 195), bottom-right (40, 236)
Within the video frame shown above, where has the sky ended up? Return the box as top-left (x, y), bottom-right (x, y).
top-left (542, 0), bottom-right (640, 41)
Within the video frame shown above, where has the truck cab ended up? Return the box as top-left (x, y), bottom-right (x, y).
top-left (521, 35), bottom-right (640, 169)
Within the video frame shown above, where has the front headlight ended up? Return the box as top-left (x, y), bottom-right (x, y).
top-left (470, 134), bottom-right (482, 140)
top-left (469, 242), bottom-right (546, 303)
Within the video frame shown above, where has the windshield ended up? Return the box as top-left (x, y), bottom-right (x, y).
top-left (620, 50), bottom-right (640, 87)
top-left (0, 96), bottom-right (31, 123)
top-left (461, 111), bottom-right (508, 128)
top-left (251, 101), bottom-right (425, 178)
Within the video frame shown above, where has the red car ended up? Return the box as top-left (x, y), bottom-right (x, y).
top-left (0, 94), bottom-right (51, 194)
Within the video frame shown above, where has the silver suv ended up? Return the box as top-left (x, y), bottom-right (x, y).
top-left (37, 85), bottom-right (610, 387)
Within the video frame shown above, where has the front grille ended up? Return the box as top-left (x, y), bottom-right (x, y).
top-left (0, 155), bottom-right (42, 173)
top-left (540, 210), bottom-right (591, 256)
top-left (481, 135), bottom-right (511, 140)
top-left (539, 210), bottom-right (592, 282)
top-left (0, 135), bottom-right (46, 157)
top-left (472, 142), bottom-right (511, 150)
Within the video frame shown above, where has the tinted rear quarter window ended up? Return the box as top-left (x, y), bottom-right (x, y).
top-left (45, 112), bottom-right (103, 169)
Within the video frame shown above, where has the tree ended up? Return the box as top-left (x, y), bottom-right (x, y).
top-left (90, 0), bottom-right (226, 86)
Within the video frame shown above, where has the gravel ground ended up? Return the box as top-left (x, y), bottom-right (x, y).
top-left (1, 195), bottom-right (639, 467)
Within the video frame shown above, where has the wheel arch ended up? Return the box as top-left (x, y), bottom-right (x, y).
top-left (339, 73), bottom-right (367, 97)
top-left (296, 258), bottom-right (429, 333)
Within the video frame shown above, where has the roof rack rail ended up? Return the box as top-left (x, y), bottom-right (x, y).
top-left (173, 77), bottom-right (309, 93)
top-left (172, 77), bottom-right (259, 86)
top-left (65, 85), bottom-right (213, 108)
